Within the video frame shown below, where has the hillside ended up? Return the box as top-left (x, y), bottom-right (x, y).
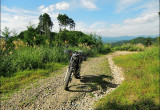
top-left (102, 36), bottom-right (137, 43)
top-left (111, 37), bottom-right (158, 47)
top-left (96, 46), bottom-right (159, 110)
top-left (102, 35), bottom-right (158, 43)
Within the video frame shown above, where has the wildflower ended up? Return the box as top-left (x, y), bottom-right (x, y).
top-left (9, 51), bottom-right (13, 54)
top-left (2, 47), bottom-right (6, 51)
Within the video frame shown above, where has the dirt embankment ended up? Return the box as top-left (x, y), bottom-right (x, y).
top-left (1, 51), bottom-right (136, 110)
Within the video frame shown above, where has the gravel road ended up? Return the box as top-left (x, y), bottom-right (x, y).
top-left (1, 51), bottom-right (137, 110)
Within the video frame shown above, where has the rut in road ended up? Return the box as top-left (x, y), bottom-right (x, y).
top-left (1, 51), bottom-right (137, 110)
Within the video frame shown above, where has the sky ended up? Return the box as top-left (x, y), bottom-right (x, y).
top-left (1, 0), bottom-right (159, 37)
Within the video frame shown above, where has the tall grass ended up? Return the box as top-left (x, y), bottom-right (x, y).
top-left (0, 46), bottom-right (69, 95)
top-left (0, 44), bottom-right (112, 95)
top-left (0, 46), bottom-right (68, 77)
top-left (95, 46), bottom-right (159, 110)
top-left (0, 44), bottom-right (112, 77)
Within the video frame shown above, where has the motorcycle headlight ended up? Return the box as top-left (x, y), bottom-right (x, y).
top-left (72, 54), bottom-right (77, 60)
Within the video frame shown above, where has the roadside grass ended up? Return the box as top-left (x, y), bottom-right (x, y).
top-left (113, 43), bottom-right (145, 51)
top-left (0, 45), bottom-right (112, 101)
top-left (0, 62), bottom-right (66, 101)
top-left (95, 46), bottom-right (159, 110)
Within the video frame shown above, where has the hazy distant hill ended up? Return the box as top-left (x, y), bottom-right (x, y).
top-left (111, 37), bottom-right (158, 47)
top-left (102, 35), bottom-right (158, 43)
top-left (102, 36), bottom-right (137, 43)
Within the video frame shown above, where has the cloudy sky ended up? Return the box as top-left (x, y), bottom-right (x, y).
top-left (1, 0), bottom-right (159, 37)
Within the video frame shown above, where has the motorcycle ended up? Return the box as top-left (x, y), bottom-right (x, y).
top-left (64, 50), bottom-right (87, 90)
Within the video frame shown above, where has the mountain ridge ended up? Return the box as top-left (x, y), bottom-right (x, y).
top-left (102, 35), bottom-right (158, 43)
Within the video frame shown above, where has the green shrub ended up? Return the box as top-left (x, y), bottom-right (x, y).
top-left (0, 46), bottom-right (68, 77)
top-left (97, 44), bottom-right (112, 54)
top-left (113, 43), bottom-right (145, 51)
top-left (0, 45), bottom-right (104, 77)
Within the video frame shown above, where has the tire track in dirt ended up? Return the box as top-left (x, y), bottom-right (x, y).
top-left (1, 51), bottom-right (137, 110)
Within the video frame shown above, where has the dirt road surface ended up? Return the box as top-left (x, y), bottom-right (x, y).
top-left (1, 51), bottom-right (137, 110)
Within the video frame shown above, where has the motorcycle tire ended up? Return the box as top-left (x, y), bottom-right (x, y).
top-left (64, 68), bottom-right (72, 90)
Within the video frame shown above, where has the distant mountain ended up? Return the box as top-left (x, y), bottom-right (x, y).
top-left (102, 35), bottom-right (158, 43)
top-left (111, 37), bottom-right (158, 47)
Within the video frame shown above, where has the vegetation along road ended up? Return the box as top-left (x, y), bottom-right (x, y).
top-left (1, 51), bottom-right (137, 110)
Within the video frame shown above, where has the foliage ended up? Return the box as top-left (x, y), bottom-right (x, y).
top-left (23, 25), bottom-right (37, 46)
top-left (0, 46), bottom-right (67, 77)
top-left (37, 13), bottom-right (53, 36)
top-left (145, 37), bottom-right (153, 46)
top-left (113, 43), bottom-right (145, 51)
top-left (95, 46), bottom-right (159, 110)
top-left (2, 26), bottom-right (11, 39)
top-left (0, 38), bottom-right (7, 53)
top-left (0, 63), bottom-right (66, 95)
top-left (57, 14), bottom-right (75, 31)
top-left (112, 37), bottom-right (158, 47)
top-left (0, 12), bottom-right (112, 96)
top-left (154, 36), bottom-right (160, 46)
top-left (1, 13), bottom-right (103, 49)
top-left (53, 30), bottom-right (103, 47)
top-left (97, 44), bottom-right (112, 54)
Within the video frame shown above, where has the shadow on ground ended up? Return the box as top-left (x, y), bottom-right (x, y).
top-left (68, 75), bottom-right (118, 92)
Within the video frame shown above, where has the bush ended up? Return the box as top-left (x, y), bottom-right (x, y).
top-left (113, 43), bottom-right (145, 51)
top-left (0, 46), bottom-right (68, 77)
top-left (97, 44), bottom-right (112, 54)
top-left (0, 44), bottom-right (105, 77)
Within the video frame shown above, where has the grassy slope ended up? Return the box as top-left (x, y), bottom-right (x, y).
top-left (95, 46), bottom-right (159, 110)
top-left (112, 37), bottom-right (157, 47)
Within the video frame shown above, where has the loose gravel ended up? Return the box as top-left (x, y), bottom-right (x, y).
top-left (1, 51), bottom-right (137, 110)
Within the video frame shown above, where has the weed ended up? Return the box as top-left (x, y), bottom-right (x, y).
top-left (89, 92), bottom-right (95, 97)
top-left (95, 46), bottom-right (159, 110)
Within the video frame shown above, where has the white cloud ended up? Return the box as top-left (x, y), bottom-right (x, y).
top-left (41, 7), bottom-right (50, 13)
top-left (49, 5), bottom-right (54, 11)
top-left (39, 5), bottom-right (54, 14)
top-left (14, 16), bottom-right (19, 20)
top-left (76, 12), bottom-right (158, 37)
top-left (38, 2), bottom-right (69, 18)
top-left (1, 13), bottom-right (38, 34)
top-left (116, 0), bottom-right (141, 13)
top-left (38, 5), bottom-right (45, 10)
top-left (81, 0), bottom-right (98, 10)
top-left (91, 21), bottom-right (108, 28)
top-left (139, 0), bottom-right (158, 16)
top-left (1, 5), bottom-right (60, 34)
top-left (55, 2), bottom-right (70, 10)
top-left (124, 13), bottom-right (158, 24)
top-left (2, 6), bottom-right (38, 14)
top-left (38, 5), bottom-right (59, 21)
top-left (1, 1), bottom-right (158, 37)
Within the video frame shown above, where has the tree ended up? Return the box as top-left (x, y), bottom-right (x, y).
top-left (57, 14), bottom-right (75, 31)
top-left (2, 27), bottom-right (11, 39)
top-left (37, 13), bottom-right (53, 37)
top-left (69, 18), bottom-right (75, 31)
top-left (145, 37), bottom-right (153, 46)
top-left (11, 29), bottom-right (18, 37)
top-left (24, 24), bottom-right (36, 46)
top-left (57, 14), bottom-right (69, 30)
top-left (37, 13), bottom-right (53, 46)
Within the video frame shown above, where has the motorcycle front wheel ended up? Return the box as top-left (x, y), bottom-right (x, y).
top-left (64, 68), bottom-right (72, 90)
